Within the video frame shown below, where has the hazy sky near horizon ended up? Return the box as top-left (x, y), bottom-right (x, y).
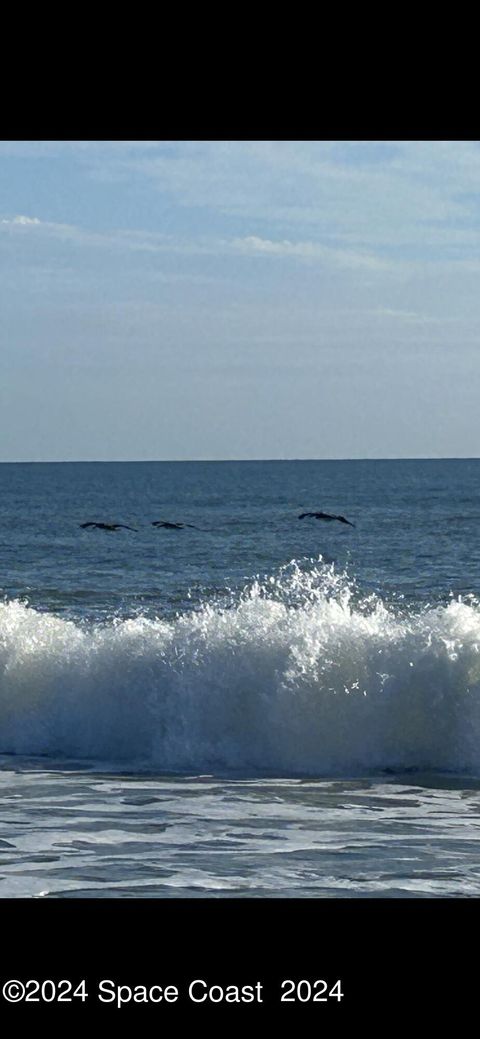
top-left (1, 139), bottom-right (479, 461)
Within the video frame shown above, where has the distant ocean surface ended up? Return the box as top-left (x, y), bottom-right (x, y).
top-left (1, 458), bottom-right (480, 897)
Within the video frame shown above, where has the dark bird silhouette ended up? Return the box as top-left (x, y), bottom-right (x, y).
top-left (80, 522), bottom-right (138, 531)
top-left (298, 511), bottom-right (355, 527)
top-left (151, 521), bottom-right (203, 530)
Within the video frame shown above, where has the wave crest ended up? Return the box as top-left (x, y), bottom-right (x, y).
top-left (1, 559), bottom-right (480, 774)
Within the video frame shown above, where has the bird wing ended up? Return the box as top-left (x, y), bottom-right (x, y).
top-left (299, 512), bottom-right (332, 520)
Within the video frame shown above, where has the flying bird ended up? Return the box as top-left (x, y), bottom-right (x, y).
top-left (152, 521), bottom-right (204, 530)
top-left (298, 511), bottom-right (355, 527)
top-left (80, 522), bottom-right (138, 531)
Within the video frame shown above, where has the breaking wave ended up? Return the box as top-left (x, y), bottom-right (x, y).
top-left (1, 559), bottom-right (480, 775)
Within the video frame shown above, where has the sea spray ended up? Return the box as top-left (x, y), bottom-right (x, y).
top-left (1, 559), bottom-right (480, 774)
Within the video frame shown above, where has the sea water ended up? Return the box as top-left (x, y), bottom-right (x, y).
top-left (1, 458), bottom-right (479, 897)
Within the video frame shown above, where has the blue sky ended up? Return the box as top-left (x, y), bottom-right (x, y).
top-left (1, 140), bottom-right (479, 461)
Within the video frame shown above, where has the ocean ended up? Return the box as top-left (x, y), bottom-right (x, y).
top-left (1, 458), bottom-right (480, 898)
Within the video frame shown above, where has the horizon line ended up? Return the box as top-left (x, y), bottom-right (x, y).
top-left (0, 456), bottom-right (479, 465)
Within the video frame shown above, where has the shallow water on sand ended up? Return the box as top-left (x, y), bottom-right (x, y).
top-left (1, 762), bottom-right (479, 898)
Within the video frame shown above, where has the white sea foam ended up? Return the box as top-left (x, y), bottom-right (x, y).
top-left (1, 560), bottom-right (480, 774)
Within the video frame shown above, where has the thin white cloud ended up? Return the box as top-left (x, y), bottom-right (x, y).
top-left (232, 235), bottom-right (320, 256)
top-left (1, 215), bottom-right (42, 226)
top-left (231, 235), bottom-right (391, 271)
top-left (0, 216), bottom-right (194, 255)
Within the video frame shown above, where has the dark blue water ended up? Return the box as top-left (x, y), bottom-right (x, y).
top-left (1, 458), bottom-right (479, 619)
